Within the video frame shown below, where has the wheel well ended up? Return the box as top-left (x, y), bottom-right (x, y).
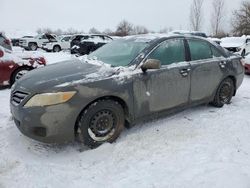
top-left (74, 96), bottom-right (130, 134)
top-left (10, 65), bottom-right (33, 85)
top-left (54, 45), bottom-right (61, 49)
top-left (227, 75), bottom-right (237, 96)
top-left (28, 42), bottom-right (37, 45)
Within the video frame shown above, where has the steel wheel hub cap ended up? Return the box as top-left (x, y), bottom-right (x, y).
top-left (88, 110), bottom-right (116, 141)
top-left (220, 83), bottom-right (231, 103)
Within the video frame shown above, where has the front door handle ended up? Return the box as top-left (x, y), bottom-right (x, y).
top-left (180, 68), bottom-right (191, 77)
top-left (219, 61), bottom-right (227, 68)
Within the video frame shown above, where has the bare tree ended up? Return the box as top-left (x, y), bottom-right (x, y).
top-left (115, 20), bottom-right (134, 36)
top-left (89, 27), bottom-right (101, 34)
top-left (132, 25), bottom-right (149, 35)
top-left (210, 0), bottom-right (225, 36)
top-left (232, 1), bottom-right (250, 36)
top-left (159, 27), bottom-right (173, 34)
top-left (103, 28), bottom-right (114, 35)
top-left (189, 0), bottom-right (204, 31)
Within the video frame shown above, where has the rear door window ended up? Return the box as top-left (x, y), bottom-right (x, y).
top-left (147, 39), bottom-right (186, 66)
top-left (188, 39), bottom-right (212, 61)
top-left (211, 45), bottom-right (224, 57)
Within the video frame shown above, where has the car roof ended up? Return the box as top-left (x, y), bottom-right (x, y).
top-left (120, 33), bottom-right (208, 43)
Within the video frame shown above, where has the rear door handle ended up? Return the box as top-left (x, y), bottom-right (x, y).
top-left (180, 68), bottom-right (191, 77)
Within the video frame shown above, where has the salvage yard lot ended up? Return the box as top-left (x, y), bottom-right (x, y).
top-left (0, 50), bottom-right (250, 187)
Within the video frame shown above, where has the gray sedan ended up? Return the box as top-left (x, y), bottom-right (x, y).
top-left (10, 34), bottom-right (244, 148)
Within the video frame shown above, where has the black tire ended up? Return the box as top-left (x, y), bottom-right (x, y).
top-left (53, 45), bottom-right (61, 52)
top-left (10, 67), bottom-right (31, 86)
top-left (77, 100), bottom-right (125, 148)
top-left (241, 50), bottom-right (246, 57)
top-left (211, 78), bottom-right (235, 108)
top-left (28, 43), bottom-right (38, 51)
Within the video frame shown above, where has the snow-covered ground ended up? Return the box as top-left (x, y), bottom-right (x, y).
top-left (1, 50), bottom-right (250, 188)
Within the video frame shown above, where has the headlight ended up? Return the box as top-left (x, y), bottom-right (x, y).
top-left (24, 91), bottom-right (76, 107)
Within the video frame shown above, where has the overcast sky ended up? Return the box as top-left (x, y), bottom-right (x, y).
top-left (0, 0), bottom-right (243, 34)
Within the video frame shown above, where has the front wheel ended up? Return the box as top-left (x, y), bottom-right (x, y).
top-left (53, 45), bottom-right (61, 52)
top-left (211, 78), bottom-right (235, 108)
top-left (77, 100), bottom-right (125, 148)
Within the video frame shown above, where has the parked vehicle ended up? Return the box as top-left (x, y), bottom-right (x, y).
top-left (0, 32), bottom-right (12, 51)
top-left (42, 35), bottom-right (71, 52)
top-left (244, 53), bottom-right (250, 74)
top-left (70, 34), bottom-right (112, 54)
top-left (10, 34), bottom-right (244, 148)
top-left (19, 33), bottom-right (57, 51)
top-left (221, 36), bottom-right (250, 57)
top-left (0, 46), bottom-right (46, 86)
top-left (171, 30), bottom-right (207, 38)
top-left (208, 37), bottom-right (221, 45)
top-left (71, 34), bottom-right (113, 55)
top-left (11, 36), bottom-right (33, 47)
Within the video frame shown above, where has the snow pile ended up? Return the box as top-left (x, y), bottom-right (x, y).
top-left (1, 77), bottom-right (250, 187)
top-left (0, 46), bottom-right (44, 68)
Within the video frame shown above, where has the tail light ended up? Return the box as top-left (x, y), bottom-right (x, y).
top-left (4, 39), bottom-right (11, 45)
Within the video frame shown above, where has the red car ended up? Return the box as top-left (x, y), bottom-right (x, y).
top-left (0, 47), bottom-right (46, 86)
top-left (244, 55), bottom-right (250, 74)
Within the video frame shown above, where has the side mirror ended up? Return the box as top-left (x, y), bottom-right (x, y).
top-left (0, 49), bottom-right (4, 58)
top-left (141, 59), bottom-right (161, 72)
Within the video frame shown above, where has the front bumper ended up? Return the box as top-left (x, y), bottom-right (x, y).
top-left (10, 101), bottom-right (78, 144)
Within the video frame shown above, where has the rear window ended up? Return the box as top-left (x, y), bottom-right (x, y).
top-left (188, 39), bottom-right (212, 61)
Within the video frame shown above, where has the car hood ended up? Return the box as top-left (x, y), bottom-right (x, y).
top-left (15, 59), bottom-right (116, 92)
top-left (221, 42), bottom-right (244, 48)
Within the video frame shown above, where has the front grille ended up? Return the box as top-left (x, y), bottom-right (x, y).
top-left (12, 90), bottom-right (29, 106)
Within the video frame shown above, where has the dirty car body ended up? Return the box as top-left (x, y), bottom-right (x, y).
top-left (10, 34), bottom-right (244, 145)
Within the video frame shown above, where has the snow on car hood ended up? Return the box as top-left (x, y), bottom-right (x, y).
top-left (16, 58), bottom-right (115, 91)
top-left (15, 55), bottom-right (138, 92)
top-left (0, 46), bottom-right (44, 67)
top-left (220, 37), bottom-right (245, 48)
top-left (55, 56), bottom-right (138, 87)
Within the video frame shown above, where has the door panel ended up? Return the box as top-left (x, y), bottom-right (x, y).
top-left (190, 58), bottom-right (225, 102)
top-left (133, 62), bottom-right (191, 119)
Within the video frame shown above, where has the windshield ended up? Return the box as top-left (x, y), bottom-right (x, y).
top-left (88, 39), bottom-right (149, 67)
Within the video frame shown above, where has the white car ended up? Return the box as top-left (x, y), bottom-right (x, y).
top-left (19, 33), bottom-right (57, 51)
top-left (220, 36), bottom-right (250, 57)
top-left (42, 35), bottom-right (71, 52)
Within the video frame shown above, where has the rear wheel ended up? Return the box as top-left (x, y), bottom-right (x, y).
top-left (77, 100), bottom-right (125, 148)
top-left (29, 43), bottom-right (38, 51)
top-left (53, 45), bottom-right (61, 52)
top-left (211, 78), bottom-right (235, 108)
top-left (10, 67), bottom-right (31, 85)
